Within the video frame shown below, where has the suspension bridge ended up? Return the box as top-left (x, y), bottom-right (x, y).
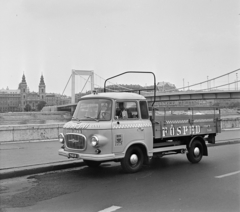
top-left (56, 68), bottom-right (240, 112)
top-left (55, 68), bottom-right (240, 112)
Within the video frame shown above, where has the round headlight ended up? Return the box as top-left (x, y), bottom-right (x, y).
top-left (59, 133), bottom-right (65, 144)
top-left (91, 136), bottom-right (99, 147)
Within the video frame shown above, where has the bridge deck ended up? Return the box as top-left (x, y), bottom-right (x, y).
top-left (144, 90), bottom-right (240, 102)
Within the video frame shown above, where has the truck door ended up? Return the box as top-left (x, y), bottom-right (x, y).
top-left (112, 101), bottom-right (145, 154)
top-left (139, 100), bottom-right (153, 151)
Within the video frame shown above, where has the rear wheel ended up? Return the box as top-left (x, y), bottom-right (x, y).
top-left (84, 160), bottom-right (101, 168)
top-left (121, 146), bottom-right (144, 173)
top-left (187, 140), bottom-right (203, 163)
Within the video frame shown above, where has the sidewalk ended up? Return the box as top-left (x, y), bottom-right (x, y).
top-left (0, 129), bottom-right (239, 180)
top-left (0, 140), bottom-right (85, 179)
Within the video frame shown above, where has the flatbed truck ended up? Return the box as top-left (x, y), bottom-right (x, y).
top-left (58, 72), bottom-right (220, 173)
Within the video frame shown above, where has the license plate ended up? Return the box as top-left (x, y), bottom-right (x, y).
top-left (69, 153), bottom-right (79, 158)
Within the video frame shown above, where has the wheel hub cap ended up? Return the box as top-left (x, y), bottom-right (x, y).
top-left (130, 154), bottom-right (138, 165)
top-left (194, 147), bottom-right (200, 156)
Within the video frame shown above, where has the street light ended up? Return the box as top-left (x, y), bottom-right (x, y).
top-left (228, 74), bottom-right (229, 90)
top-left (236, 73), bottom-right (238, 90)
top-left (207, 76), bottom-right (209, 91)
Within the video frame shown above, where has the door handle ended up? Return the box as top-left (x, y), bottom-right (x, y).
top-left (138, 127), bottom-right (144, 131)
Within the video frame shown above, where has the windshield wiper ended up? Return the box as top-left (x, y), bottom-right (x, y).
top-left (72, 117), bottom-right (81, 122)
top-left (84, 115), bottom-right (99, 122)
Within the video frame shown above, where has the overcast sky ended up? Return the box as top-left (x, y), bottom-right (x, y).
top-left (0, 0), bottom-right (239, 95)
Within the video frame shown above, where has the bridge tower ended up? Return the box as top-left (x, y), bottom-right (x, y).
top-left (71, 70), bottom-right (94, 103)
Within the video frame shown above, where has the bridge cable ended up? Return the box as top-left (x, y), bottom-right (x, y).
top-left (199, 80), bottom-right (240, 91)
top-left (80, 75), bottom-right (91, 93)
top-left (61, 74), bottom-right (72, 96)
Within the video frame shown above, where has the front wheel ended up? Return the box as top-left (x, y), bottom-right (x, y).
top-left (84, 160), bottom-right (101, 168)
top-left (187, 140), bottom-right (203, 164)
top-left (121, 146), bottom-right (144, 173)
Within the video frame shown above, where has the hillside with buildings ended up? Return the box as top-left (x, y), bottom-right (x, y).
top-left (74, 82), bottom-right (177, 102)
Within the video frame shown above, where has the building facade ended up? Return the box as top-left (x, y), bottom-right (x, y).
top-left (0, 88), bottom-right (20, 112)
top-left (0, 74), bottom-right (70, 113)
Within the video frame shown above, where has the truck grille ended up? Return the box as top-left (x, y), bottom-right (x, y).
top-left (65, 133), bottom-right (86, 150)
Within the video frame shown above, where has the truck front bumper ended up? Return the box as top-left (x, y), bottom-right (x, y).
top-left (58, 148), bottom-right (123, 161)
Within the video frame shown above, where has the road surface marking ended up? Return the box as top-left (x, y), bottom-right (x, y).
top-left (215, 170), bottom-right (240, 178)
top-left (98, 206), bottom-right (121, 212)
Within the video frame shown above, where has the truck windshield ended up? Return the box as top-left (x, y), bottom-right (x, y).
top-left (73, 99), bottom-right (112, 121)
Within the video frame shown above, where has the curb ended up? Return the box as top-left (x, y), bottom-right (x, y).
top-left (1, 140), bottom-right (240, 180)
top-left (207, 139), bottom-right (240, 147)
top-left (0, 160), bottom-right (85, 180)
top-left (0, 139), bottom-right (59, 145)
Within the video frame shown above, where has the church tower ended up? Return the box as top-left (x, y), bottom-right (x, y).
top-left (39, 75), bottom-right (46, 100)
top-left (18, 74), bottom-right (28, 111)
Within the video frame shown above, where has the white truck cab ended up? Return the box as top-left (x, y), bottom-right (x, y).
top-left (59, 92), bottom-right (153, 172)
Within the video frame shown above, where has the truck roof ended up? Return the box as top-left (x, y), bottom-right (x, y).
top-left (81, 92), bottom-right (146, 100)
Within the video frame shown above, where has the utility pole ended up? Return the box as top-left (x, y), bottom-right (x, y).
top-left (228, 74), bottom-right (230, 90)
top-left (207, 76), bottom-right (209, 91)
top-left (236, 73), bottom-right (238, 90)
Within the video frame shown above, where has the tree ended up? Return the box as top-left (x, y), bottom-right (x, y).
top-left (24, 104), bottom-right (32, 112)
top-left (229, 101), bottom-right (240, 108)
top-left (37, 101), bottom-right (46, 111)
top-left (212, 102), bottom-right (220, 107)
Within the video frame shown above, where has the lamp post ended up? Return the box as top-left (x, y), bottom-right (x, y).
top-left (228, 74), bottom-right (229, 90)
top-left (207, 76), bottom-right (209, 91)
top-left (236, 73), bottom-right (238, 90)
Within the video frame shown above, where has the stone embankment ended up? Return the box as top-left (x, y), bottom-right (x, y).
top-left (221, 117), bottom-right (240, 129)
top-left (0, 111), bottom-right (71, 143)
top-left (0, 123), bottom-right (64, 143)
top-left (0, 111), bottom-right (71, 125)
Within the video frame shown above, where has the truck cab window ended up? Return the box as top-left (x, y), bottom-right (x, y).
top-left (74, 99), bottom-right (112, 121)
top-left (115, 102), bottom-right (138, 119)
top-left (140, 101), bottom-right (149, 119)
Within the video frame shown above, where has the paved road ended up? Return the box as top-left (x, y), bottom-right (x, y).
top-left (216, 128), bottom-right (240, 141)
top-left (1, 144), bottom-right (240, 212)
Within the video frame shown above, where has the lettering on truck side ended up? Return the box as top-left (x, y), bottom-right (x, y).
top-left (162, 125), bottom-right (201, 137)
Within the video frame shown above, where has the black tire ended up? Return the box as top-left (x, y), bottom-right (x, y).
top-left (187, 140), bottom-right (203, 164)
top-left (84, 160), bottom-right (101, 168)
top-left (121, 146), bottom-right (144, 173)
